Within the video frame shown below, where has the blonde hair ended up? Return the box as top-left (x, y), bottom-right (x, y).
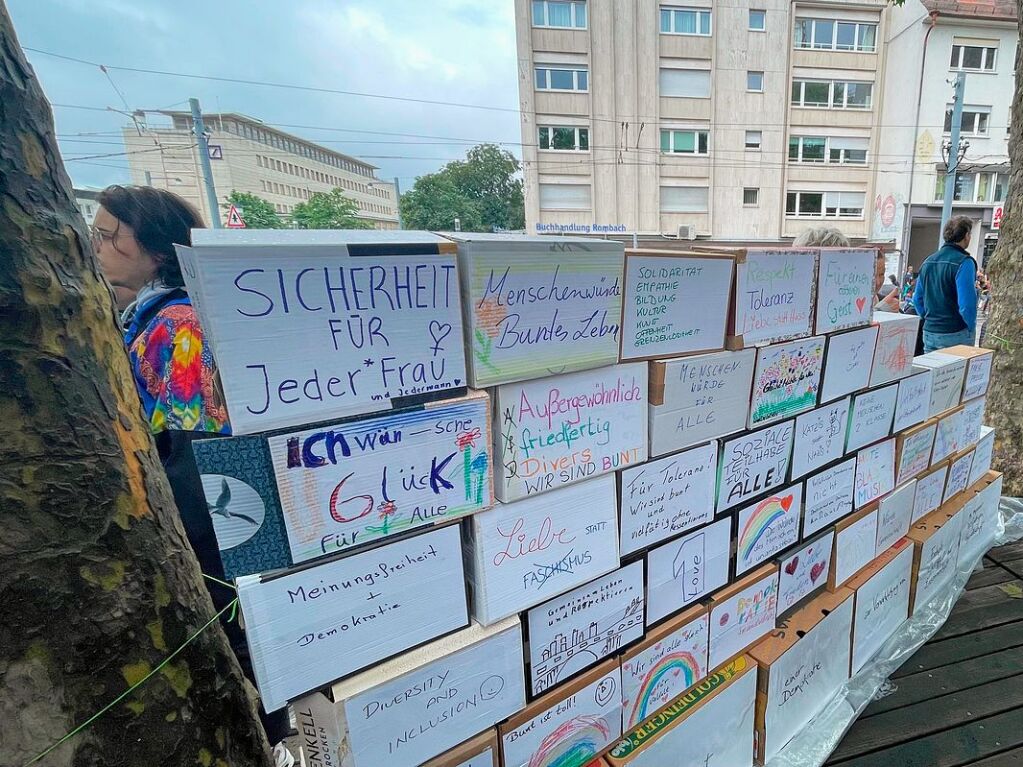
top-left (792, 227), bottom-right (851, 247)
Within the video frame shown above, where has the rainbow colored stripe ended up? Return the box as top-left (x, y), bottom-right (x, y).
top-left (528, 715), bottom-right (611, 767)
top-left (627, 651), bottom-right (701, 727)
top-left (739, 495), bottom-right (789, 560)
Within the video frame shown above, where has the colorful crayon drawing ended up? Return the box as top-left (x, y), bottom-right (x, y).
top-left (739, 494), bottom-right (794, 561)
top-left (625, 651), bottom-right (701, 726)
top-left (473, 298), bottom-right (507, 373)
top-left (528, 715), bottom-right (612, 767)
top-left (750, 340), bottom-right (824, 426)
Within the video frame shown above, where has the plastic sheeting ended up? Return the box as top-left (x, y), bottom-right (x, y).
top-left (768, 497), bottom-right (1023, 767)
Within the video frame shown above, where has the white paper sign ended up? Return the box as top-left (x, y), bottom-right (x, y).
top-left (464, 476), bottom-right (620, 625)
top-left (968, 427), bottom-right (995, 486)
top-left (833, 509), bottom-right (879, 586)
top-left (649, 349), bottom-right (756, 456)
top-left (501, 666), bottom-right (622, 767)
top-left (944, 450), bottom-right (976, 502)
top-left (815, 249), bottom-right (875, 333)
top-left (733, 249), bottom-right (817, 346)
top-left (803, 458), bottom-right (856, 536)
top-left (621, 613), bottom-right (710, 728)
top-left (494, 364), bottom-right (647, 501)
top-left (846, 385), bottom-right (898, 452)
top-left (963, 353), bottom-right (993, 400)
top-left (893, 370), bottom-right (933, 432)
top-left (851, 545), bottom-right (913, 673)
top-left (621, 254), bottom-right (734, 360)
top-left (913, 465), bottom-right (948, 523)
top-left (735, 485), bottom-right (802, 575)
top-left (777, 531), bottom-right (835, 614)
top-left (646, 518), bottom-right (731, 625)
top-left (869, 313), bottom-right (920, 387)
top-left (177, 233), bottom-right (467, 434)
top-left (267, 395), bottom-right (492, 563)
top-left (618, 442), bottom-right (717, 556)
top-left (237, 524), bottom-right (469, 712)
top-left (527, 562), bottom-right (645, 696)
top-left (933, 409), bottom-right (965, 464)
top-left (961, 396), bottom-right (987, 447)
top-left (959, 475), bottom-right (1002, 566)
top-left (913, 512), bottom-right (965, 612)
top-left (896, 424), bottom-right (937, 486)
top-left (915, 352), bottom-right (967, 417)
top-left (748, 336), bottom-right (825, 428)
top-left (876, 480), bottom-right (916, 552)
top-left (854, 438), bottom-right (895, 509)
top-left (791, 399), bottom-right (850, 480)
top-left (820, 326), bottom-right (879, 403)
top-left (708, 571), bottom-right (779, 668)
top-left (718, 420), bottom-right (795, 511)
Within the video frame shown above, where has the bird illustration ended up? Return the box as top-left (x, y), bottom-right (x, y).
top-left (208, 479), bottom-right (259, 526)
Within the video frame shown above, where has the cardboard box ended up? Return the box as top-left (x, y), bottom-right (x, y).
top-left (718, 420), bottom-right (796, 512)
top-left (749, 589), bottom-right (854, 764)
top-left (912, 461), bottom-right (949, 523)
top-left (620, 250), bottom-right (735, 361)
top-left (735, 485), bottom-right (803, 575)
top-left (829, 504), bottom-right (879, 590)
top-left (958, 471), bottom-right (1004, 567)
top-left (819, 325), bottom-right (879, 403)
top-left (646, 517), bottom-right (731, 625)
top-left (968, 426), bottom-right (995, 486)
top-left (941, 344), bottom-right (994, 401)
top-left (892, 368), bottom-right (934, 432)
top-left (907, 503), bottom-right (966, 613)
top-left (421, 729), bottom-right (499, 767)
top-left (943, 446), bottom-right (977, 504)
top-left (912, 351), bottom-right (967, 417)
top-left (894, 419), bottom-right (937, 486)
top-left (707, 564), bottom-right (780, 669)
top-left (620, 605), bottom-right (710, 729)
top-left (748, 336), bottom-right (826, 429)
top-left (869, 312), bottom-right (921, 387)
top-left (647, 349), bottom-right (756, 456)
top-left (814, 248), bottom-right (876, 334)
top-left (791, 398), bottom-right (851, 480)
top-left (776, 530), bottom-right (835, 616)
top-left (960, 395), bottom-right (987, 448)
top-left (854, 437), bottom-right (895, 509)
top-left (605, 656), bottom-right (758, 767)
top-left (875, 480), bottom-right (917, 553)
top-left (845, 538), bottom-right (914, 674)
top-left (846, 383), bottom-right (898, 452)
top-left (802, 457), bottom-right (857, 537)
top-left (932, 405), bottom-right (966, 465)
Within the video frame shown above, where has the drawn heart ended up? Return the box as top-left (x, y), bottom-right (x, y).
top-left (856, 297), bottom-right (867, 312)
top-left (454, 379), bottom-right (462, 386)
top-left (780, 495), bottom-right (794, 512)
top-left (784, 557), bottom-right (799, 576)
top-left (429, 321), bottom-right (452, 349)
top-left (811, 562), bottom-right (826, 583)
top-left (719, 612), bottom-right (730, 627)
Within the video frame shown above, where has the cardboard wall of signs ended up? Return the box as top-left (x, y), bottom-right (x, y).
top-left (182, 234), bottom-right (1002, 767)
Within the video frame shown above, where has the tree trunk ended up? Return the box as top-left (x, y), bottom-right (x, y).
top-left (0, 7), bottom-right (274, 766)
top-left (985, 8), bottom-right (1023, 496)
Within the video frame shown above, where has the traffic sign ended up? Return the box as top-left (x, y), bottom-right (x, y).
top-left (226, 204), bottom-right (246, 229)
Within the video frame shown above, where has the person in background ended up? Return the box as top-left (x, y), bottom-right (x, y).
top-left (793, 226), bottom-right (851, 248)
top-left (874, 253), bottom-right (901, 312)
top-left (913, 215), bottom-right (978, 352)
top-left (92, 185), bottom-right (294, 766)
top-left (902, 264), bottom-right (916, 294)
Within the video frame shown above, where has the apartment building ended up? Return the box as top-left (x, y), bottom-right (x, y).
top-left (123, 112), bottom-right (399, 229)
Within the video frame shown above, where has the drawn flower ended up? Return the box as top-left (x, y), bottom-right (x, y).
top-left (456, 427), bottom-right (482, 450)
top-left (377, 500), bottom-right (397, 519)
top-left (475, 298), bottom-right (507, 339)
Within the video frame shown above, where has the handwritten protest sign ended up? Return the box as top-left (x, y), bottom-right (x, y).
top-left (848, 542), bottom-right (913, 674)
top-left (909, 507), bottom-right (965, 613)
top-left (846, 384), bottom-right (897, 452)
top-left (814, 249), bottom-right (875, 334)
top-left (869, 313), bottom-right (920, 386)
top-left (708, 566), bottom-right (779, 668)
top-left (969, 427), bottom-right (995, 486)
top-left (236, 524), bottom-right (469, 712)
top-left (646, 518), bottom-right (731, 625)
top-left (527, 562), bottom-right (644, 696)
top-left (893, 369), bottom-right (933, 432)
top-left (876, 480), bottom-right (916, 552)
top-left (819, 325), bottom-right (878, 403)
top-left (944, 449), bottom-right (976, 503)
top-left (855, 438), bottom-right (895, 509)
top-left (748, 336), bottom-right (825, 428)
top-left (618, 442), bottom-right (717, 556)
top-left (731, 249), bottom-right (817, 346)
top-left (895, 422), bottom-right (937, 486)
top-left (961, 396), bottom-right (987, 447)
top-left (648, 349), bottom-right (756, 456)
top-left (494, 364), bottom-right (647, 501)
top-left (959, 473), bottom-right (1002, 566)
top-left (832, 506), bottom-right (879, 587)
top-left (717, 420), bottom-right (795, 511)
top-left (942, 346), bottom-right (994, 400)
top-left (914, 351), bottom-right (966, 417)
top-left (177, 230), bottom-right (467, 434)
top-left (735, 485), bottom-right (802, 575)
top-left (777, 530), bottom-right (834, 614)
top-left (453, 234), bottom-right (624, 387)
top-left (913, 463), bottom-right (948, 523)
top-left (933, 407), bottom-right (965, 464)
top-left (803, 458), bottom-right (856, 536)
top-left (791, 398), bottom-right (850, 479)
top-left (620, 252), bottom-right (734, 360)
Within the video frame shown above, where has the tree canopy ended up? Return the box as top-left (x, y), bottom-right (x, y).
top-left (224, 190), bottom-right (284, 229)
top-left (292, 188), bottom-right (371, 229)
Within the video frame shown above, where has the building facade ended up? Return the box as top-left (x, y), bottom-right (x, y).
top-left (74, 187), bottom-right (101, 226)
top-left (123, 112), bottom-right (399, 229)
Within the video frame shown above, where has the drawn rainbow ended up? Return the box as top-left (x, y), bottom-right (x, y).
top-left (627, 651), bottom-right (701, 726)
top-left (528, 714), bottom-right (612, 767)
top-left (739, 494), bottom-right (791, 561)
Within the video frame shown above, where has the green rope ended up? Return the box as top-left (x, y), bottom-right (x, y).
top-left (23, 597), bottom-right (239, 767)
top-left (201, 572), bottom-right (237, 591)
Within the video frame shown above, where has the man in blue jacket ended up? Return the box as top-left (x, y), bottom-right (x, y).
top-left (913, 215), bottom-right (978, 352)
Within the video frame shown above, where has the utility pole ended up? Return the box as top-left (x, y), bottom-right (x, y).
top-left (190, 97), bottom-right (221, 228)
top-left (939, 74), bottom-right (967, 246)
top-left (394, 176), bottom-right (404, 229)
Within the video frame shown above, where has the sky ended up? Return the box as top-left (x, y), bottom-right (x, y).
top-left (7, 0), bottom-right (521, 190)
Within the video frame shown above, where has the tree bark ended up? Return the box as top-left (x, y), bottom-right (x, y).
top-left (985, 7), bottom-right (1023, 496)
top-left (0, 7), bottom-right (273, 766)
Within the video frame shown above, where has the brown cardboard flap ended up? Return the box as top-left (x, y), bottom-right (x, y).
top-left (422, 729), bottom-right (499, 767)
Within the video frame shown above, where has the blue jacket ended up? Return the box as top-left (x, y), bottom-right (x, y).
top-left (912, 242), bottom-right (977, 334)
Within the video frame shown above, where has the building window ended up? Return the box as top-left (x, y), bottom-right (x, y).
top-left (794, 18), bottom-right (877, 52)
top-left (538, 126), bottom-right (590, 150)
top-left (660, 6), bottom-right (712, 35)
top-left (747, 71), bottom-right (764, 92)
top-left (789, 136), bottom-right (827, 162)
top-left (659, 68), bottom-right (711, 98)
top-left (791, 80), bottom-right (872, 109)
top-left (828, 137), bottom-right (869, 164)
top-left (743, 188), bottom-right (760, 206)
top-left (950, 43), bottom-right (997, 71)
top-left (661, 185), bottom-right (709, 212)
top-left (749, 9), bottom-right (766, 31)
top-left (945, 105), bottom-right (991, 136)
top-left (535, 66), bottom-right (589, 92)
top-left (935, 171), bottom-right (1009, 203)
top-left (786, 190), bottom-right (865, 218)
top-left (789, 135), bottom-right (868, 164)
top-left (539, 182), bottom-right (592, 210)
top-left (745, 130), bottom-right (762, 150)
top-left (532, 0), bottom-right (586, 28)
top-left (660, 129), bottom-right (710, 155)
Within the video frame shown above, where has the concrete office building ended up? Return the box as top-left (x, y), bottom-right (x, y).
top-left (123, 112), bottom-right (399, 229)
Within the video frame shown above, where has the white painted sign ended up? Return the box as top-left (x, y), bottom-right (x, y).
top-left (913, 512), bottom-right (965, 613)
top-left (717, 420), bottom-right (795, 511)
top-left (876, 480), bottom-right (916, 552)
top-left (820, 326), bottom-right (878, 403)
top-left (961, 396), bottom-right (987, 447)
top-left (748, 336), bottom-right (825, 428)
top-left (463, 475), bottom-right (620, 625)
top-left (851, 545), bottom-right (913, 673)
top-left (869, 313), bottom-right (920, 387)
top-left (893, 370), bottom-right (933, 432)
top-left (968, 427), bottom-right (995, 486)
top-left (648, 349), bottom-right (756, 456)
top-left (815, 248), bottom-right (875, 333)
top-left (913, 464), bottom-right (949, 523)
top-left (914, 352), bottom-right (966, 417)
top-left (618, 442), bottom-right (717, 556)
top-left (833, 509), bottom-right (879, 587)
top-left (708, 570), bottom-right (779, 668)
top-left (237, 524), bottom-right (469, 712)
top-left (527, 562), bottom-right (645, 696)
top-left (177, 231), bottom-right (468, 434)
top-left (959, 474), bottom-right (1002, 566)
top-left (777, 530), bottom-right (835, 614)
top-left (846, 384), bottom-right (898, 452)
top-left (493, 364), bottom-right (647, 501)
top-left (962, 352), bottom-right (994, 400)
top-left (944, 450), bottom-right (976, 503)
top-left (896, 423), bottom-right (936, 486)
top-left (854, 438), bottom-right (895, 509)
top-left (933, 409), bottom-right (965, 464)
top-left (733, 249), bottom-right (817, 346)
top-left (646, 518), bottom-right (731, 626)
top-left (803, 458), bottom-right (856, 537)
top-left (735, 485), bottom-right (802, 575)
top-left (793, 399), bottom-right (851, 480)
top-left (621, 253), bottom-right (734, 360)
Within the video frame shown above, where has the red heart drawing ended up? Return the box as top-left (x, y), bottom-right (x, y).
top-left (720, 612), bottom-right (730, 626)
top-left (856, 297), bottom-right (867, 312)
top-left (784, 557), bottom-right (799, 576)
top-left (811, 562), bottom-right (826, 583)
top-left (780, 495), bottom-right (794, 512)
